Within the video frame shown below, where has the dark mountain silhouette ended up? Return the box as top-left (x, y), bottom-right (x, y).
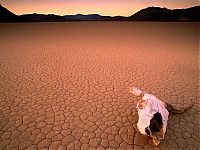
top-left (63, 14), bottom-right (125, 21)
top-left (21, 13), bottom-right (66, 22)
top-left (63, 14), bottom-right (110, 20)
top-left (21, 13), bottom-right (124, 21)
top-left (0, 3), bottom-right (199, 22)
top-left (0, 4), bottom-right (28, 22)
top-left (130, 6), bottom-right (200, 21)
top-left (0, 3), bottom-right (18, 22)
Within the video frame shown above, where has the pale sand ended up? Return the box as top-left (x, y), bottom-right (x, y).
top-left (0, 22), bottom-right (199, 149)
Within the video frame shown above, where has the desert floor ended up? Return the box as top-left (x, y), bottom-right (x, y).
top-left (0, 22), bottom-right (199, 150)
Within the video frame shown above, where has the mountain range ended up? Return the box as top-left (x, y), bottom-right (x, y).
top-left (0, 4), bottom-right (199, 22)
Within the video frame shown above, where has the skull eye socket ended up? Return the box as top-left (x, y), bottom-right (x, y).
top-left (149, 112), bottom-right (163, 133)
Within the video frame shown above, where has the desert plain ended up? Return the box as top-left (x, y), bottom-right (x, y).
top-left (0, 22), bottom-right (199, 150)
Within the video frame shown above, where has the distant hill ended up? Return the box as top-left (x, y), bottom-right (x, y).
top-left (0, 4), bottom-right (199, 22)
top-left (63, 14), bottom-right (125, 21)
top-left (21, 14), bottom-right (124, 21)
top-left (63, 14), bottom-right (110, 21)
top-left (130, 6), bottom-right (200, 21)
top-left (20, 13), bottom-right (65, 22)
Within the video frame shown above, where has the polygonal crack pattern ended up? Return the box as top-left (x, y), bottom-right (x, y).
top-left (0, 22), bottom-right (199, 150)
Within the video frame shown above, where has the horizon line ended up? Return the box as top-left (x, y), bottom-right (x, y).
top-left (1, 4), bottom-right (199, 17)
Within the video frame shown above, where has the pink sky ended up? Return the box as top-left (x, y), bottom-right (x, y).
top-left (0, 0), bottom-right (198, 16)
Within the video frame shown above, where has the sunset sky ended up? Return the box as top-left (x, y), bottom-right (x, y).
top-left (0, 0), bottom-right (198, 16)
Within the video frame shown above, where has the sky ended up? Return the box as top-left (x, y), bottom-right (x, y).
top-left (0, 0), bottom-right (199, 16)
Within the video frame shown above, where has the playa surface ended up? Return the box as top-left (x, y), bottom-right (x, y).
top-left (0, 22), bottom-right (199, 150)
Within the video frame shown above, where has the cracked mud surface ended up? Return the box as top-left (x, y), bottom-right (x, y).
top-left (0, 22), bottom-right (199, 150)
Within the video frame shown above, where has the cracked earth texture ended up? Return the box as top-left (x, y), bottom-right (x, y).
top-left (0, 22), bottom-right (199, 150)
